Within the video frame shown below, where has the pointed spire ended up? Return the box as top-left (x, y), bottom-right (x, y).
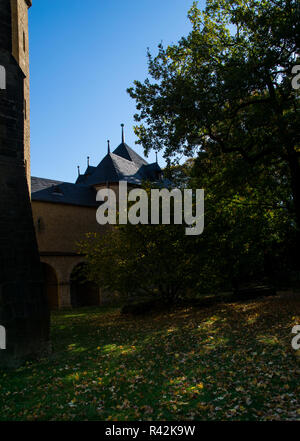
top-left (77, 165), bottom-right (80, 176)
top-left (155, 152), bottom-right (158, 163)
top-left (121, 123), bottom-right (125, 143)
top-left (107, 140), bottom-right (110, 154)
top-left (87, 156), bottom-right (90, 167)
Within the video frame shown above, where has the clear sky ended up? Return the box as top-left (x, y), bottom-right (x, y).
top-left (29, 0), bottom-right (203, 183)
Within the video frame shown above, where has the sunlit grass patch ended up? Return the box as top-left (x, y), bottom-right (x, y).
top-left (0, 294), bottom-right (299, 421)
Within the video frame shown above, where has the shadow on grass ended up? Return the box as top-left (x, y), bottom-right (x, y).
top-left (0, 293), bottom-right (299, 421)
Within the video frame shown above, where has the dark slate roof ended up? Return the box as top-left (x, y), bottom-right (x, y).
top-left (139, 162), bottom-right (162, 180)
top-left (82, 140), bottom-right (162, 186)
top-left (85, 165), bottom-right (97, 174)
top-left (31, 142), bottom-right (163, 206)
top-left (31, 177), bottom-right (99, 207)
top-left (75, 174), bottom-right (87, 185)
top-left (75, 166), bottom-right (97, 184)
top-left (31, 177), bottom-right (64, 192)
top-left (84, 153), bottom-right (144, 186)
top-left (113, 142), bottom-right (148, 167)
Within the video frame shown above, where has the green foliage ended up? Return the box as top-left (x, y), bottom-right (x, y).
top-left (189, 152), bottom-right (295, 289)
top-left (128, 0), bottom-right (300, 230)
top-left (79, 154), bottom-right (294, 300)
top-left (80, 1), bottom-right (299, 302)
top-left (79, 220), bottom-right (197, 304)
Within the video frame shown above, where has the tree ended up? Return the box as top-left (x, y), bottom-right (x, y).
top-left (79, 224), bottom-right (201, 304)
top-left (78, 184), bottom-right (201, 304)
top-left (128, 0), bottom-right (300, 236)
top-left (79, 153), bottom-right (294, 303)
top-left (190, 151), bottom-right (296, 289)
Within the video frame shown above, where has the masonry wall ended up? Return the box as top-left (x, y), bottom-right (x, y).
top-left (31, 200), bottom-right (121, 308)
top-left (10, 0), bottom-right (31, 188)
top-left (31, 201), bottom-right (103, 309)
top-left (32, 201), bottom-right (105, 253)
top-left (0, 0), bottom-right (49, 368)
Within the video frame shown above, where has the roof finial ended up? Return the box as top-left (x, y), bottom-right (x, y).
top-left (87, 156), bottom-right (90, 167)
top-left (107, 140), bottom-right (110, 154)
top-left (77, 165), bottom-right (80, 176)
top-left (121, 123), bottom-right (125, 143)
top-left (155, 152), bottom-right (158, 163)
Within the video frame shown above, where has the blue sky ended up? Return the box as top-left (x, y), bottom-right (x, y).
top-left (29, 0), bottom-right (204, 182)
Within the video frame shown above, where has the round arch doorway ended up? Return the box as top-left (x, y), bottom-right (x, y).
top-left (70, 263), bottom-right (100, 308)
top-left (41, 262), bottom-right (59, 310)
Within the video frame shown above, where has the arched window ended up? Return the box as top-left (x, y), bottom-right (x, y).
top-left (70, 263), bottom-right (100, 308)
top-left (0, 65), bottom-right (6, 90)
top-left (41, 263), bottom-right (59, 310)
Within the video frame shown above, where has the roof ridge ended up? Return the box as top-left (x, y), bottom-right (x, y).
top-left (109, 151), bottom-right (140, 165)
top-left (31, 176), bottom-right (65, 184)
top-left (112, 142), bottom-right (148, 166)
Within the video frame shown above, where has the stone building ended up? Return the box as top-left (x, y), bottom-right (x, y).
top-left (31, 127), bottom-right (162, 309)
top-left (1, 0), bottom-right (162, 315)
top-left (0, 0), bottom-right (49, 367)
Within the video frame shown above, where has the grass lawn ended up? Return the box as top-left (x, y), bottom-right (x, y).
top-left (0, 293), bottom-right (299, 421)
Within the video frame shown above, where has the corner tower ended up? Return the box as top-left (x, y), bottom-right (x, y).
top-left (10, 0), bottom-right (31, 188)
top-left (0, 0), bottom-right (50, 368)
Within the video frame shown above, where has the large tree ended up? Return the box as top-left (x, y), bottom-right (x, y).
top-left (79, 222), bottom-right (199, 304)
top-left (79, 155), bottom-right (295, 301)
top-left (128, 0), bottom-right (300, 235)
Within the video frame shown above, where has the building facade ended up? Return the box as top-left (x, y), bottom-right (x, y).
top-left (31, 129), bottom-right (162, 309)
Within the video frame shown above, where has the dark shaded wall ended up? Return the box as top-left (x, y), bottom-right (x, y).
top-left (0, 0), bottom-right (12, 53)
top-left (0, 0), bottom-right (50, 368)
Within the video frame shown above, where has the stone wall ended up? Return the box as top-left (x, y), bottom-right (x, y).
top-left (31, 199), bottom-right (122, 308)
top-left (0, 0), bottom-right (49, 368)
top-left (32, 201), bottom-right (106, 253)
top-left (10, 0), bottom-right (31, 189)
